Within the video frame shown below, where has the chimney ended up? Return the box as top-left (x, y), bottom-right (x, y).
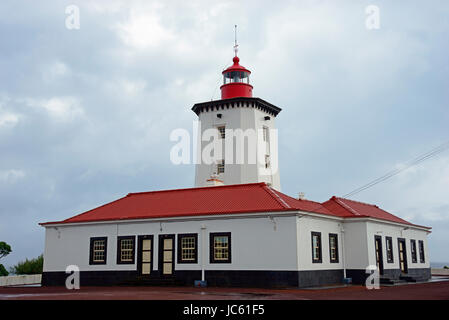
top-left (298, 192), bottom-right (305, 200)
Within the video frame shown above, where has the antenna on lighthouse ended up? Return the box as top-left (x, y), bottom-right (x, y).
top-left (234, 24), bottom-right (238, 57)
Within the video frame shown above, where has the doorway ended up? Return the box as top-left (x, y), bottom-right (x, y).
top-left (374, 235), bottom-right (384, 275)
top-left (159, 234), bottom-right (175, 276)
top-left (137, 235), bottom-right (153, 276)
top-left (398, 238), bottom-right (408, 274)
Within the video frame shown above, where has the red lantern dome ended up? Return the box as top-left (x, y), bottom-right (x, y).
top-left (220, 55), bottom-right (253, 100)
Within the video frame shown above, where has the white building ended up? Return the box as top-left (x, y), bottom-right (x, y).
top-left (40, 51), bottom-right (431, 288)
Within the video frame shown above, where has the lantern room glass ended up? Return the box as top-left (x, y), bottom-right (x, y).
top-left (223, 71), bottom-right (250, 84)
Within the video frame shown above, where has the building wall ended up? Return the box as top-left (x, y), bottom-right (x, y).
top-left (194, 101), bottom-right (280, 190)
top-left (365, 221), bottom-right (430, 272)
top-left (296, 215), bottom-right (345, 287)
top-left (342, 221), bottom-right (370, 270)
top-left (344, 220), bottom-right (431, 283)
top-left (42, 212), bottom-right (431, 287)
top-left (296, 215), bottom-right (344, 271)
top-left (43, 214), bottom-right (298, 273)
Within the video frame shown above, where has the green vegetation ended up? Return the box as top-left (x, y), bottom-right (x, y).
top-left (10, 255), bottom-right (43, 275)
top-left (444, 266), bottom-right (449, 269)
top-left (0, 264), bottom-right (8, 276)
top-left (0, 241), bottom-right (12, 276)
top-left (0, 242), bottom-right (12, 259)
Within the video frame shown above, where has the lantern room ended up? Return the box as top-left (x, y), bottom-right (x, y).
top-left (220, 56), bottom-right (253, 100)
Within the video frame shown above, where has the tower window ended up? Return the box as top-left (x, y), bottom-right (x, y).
top-left (217, 126), bottom-right (225, 139)
top-left (263, 126), bottom-right (269, 142)
top-left (217, 160), bottom-right (225, 174)
top-left (265, 155), bottom-right (270, 169)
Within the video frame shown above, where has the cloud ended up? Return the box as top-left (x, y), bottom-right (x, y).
top-left (0, 169), bottom-right (26, 184)
top-left (0, 112), bottom-right (19, 128)
top-left (24, 97), bottom-right (84, 122)
top-left (42, 61), bottom-right (70, 82)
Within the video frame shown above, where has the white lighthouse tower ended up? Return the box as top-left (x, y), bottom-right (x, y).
top-left (192, 40), bottom-right (282, 191)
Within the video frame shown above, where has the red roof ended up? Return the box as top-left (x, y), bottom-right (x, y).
top-left (222, 56), bottom-right (251, 74)
top-left (40, 183), bottom-right (295, 225)
top-left (322, 197), bottom-right (430, 229)
top-left (39, 183), bottom-right (430, 229)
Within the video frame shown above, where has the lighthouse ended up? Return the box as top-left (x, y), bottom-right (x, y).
top-left (192, 36), bottom-right (282, 191)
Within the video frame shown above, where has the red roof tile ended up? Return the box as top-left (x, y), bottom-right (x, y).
top-left (41, 183), bottom-right (299, 225)
top-left (322, 197), bottom-right (430, 229)
top-left (39, 183), bottom-right (430, 229)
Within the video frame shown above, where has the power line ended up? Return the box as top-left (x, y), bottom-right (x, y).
top-left (342, 140), bottom-right (449, 198)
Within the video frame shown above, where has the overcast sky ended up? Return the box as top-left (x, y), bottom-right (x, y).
top-left (0, 0), bottom-right (448, 269)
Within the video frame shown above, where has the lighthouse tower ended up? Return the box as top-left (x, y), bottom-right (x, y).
top-left (192, 40), bottom-right (282, 191)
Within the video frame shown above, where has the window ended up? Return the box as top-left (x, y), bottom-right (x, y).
top-left (386, 236), bottom-right (394, 263)
top-left (217, 126), bottom-right (226, 139)
top-left (329, 233), bottom-right (339, 263)
top-left (217, 160), bottom-right (225, 174)
top-left (177, 233), bottom-right (198, 264)
top-left (410, 240), bottom-right (417, 263)
top-left (265, 154), bottom-right (270, 169)
top-left (311, 232), bottom-right (322, 263)
top-left (210, 232), bottom-right (231, 263)
top-left (117, 236), bottom-right (135, 264)
top-left (418, 240), bottom-right (425, 263)
top-left (89, 237), bottom-right (107, 265)
top-left (263, 126), bottom-right (269, 142)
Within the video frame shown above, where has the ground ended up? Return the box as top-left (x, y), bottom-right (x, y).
top-left (1, 278), bottom-right (449, 300)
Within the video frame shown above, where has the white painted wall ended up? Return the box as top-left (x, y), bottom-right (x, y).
top-left (365, 221), bottom-right (430, 270)
top-left (296, 215), bottom-right (344, 271)
top-left (43, 214), bottom-right (298, 273)
top-left (43, 213), bottom-right (431, 277)
top-left (342, 221), bottom-right (370, 270)
top-left (194, 101), bottom-right (281, 190)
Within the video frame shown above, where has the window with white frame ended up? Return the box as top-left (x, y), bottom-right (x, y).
top-left (178, 233), bottom-right (198, 263)
top-left (418, 240), bottom-right (425, 263)
top-left (117, 236), bottom-right (135, 264)
top-left (386, 237), bottom-right (394, 263)
top-left (90, 237), bottom-right (107, 265)
top-left (210, 232), bottom-right (231, 263)
top-left (311, 232), bottom-right (322, 263)
top-left (329, 233), bottom-right (339, 263)
top-left (411, 239), bottom-right (417, 263)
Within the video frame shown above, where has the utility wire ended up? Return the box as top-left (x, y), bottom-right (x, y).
top-left (342, 140), bottom-right (449, 198)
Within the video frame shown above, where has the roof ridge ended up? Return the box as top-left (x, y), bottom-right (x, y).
top-left (333, 197), bottom-right (361, 216)
top-left (335, 196), bottom-right (379, 208)
top-left (262, 185), bottom-right (292, 209)
top-left (127, 182), bottom-right (266, 197)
